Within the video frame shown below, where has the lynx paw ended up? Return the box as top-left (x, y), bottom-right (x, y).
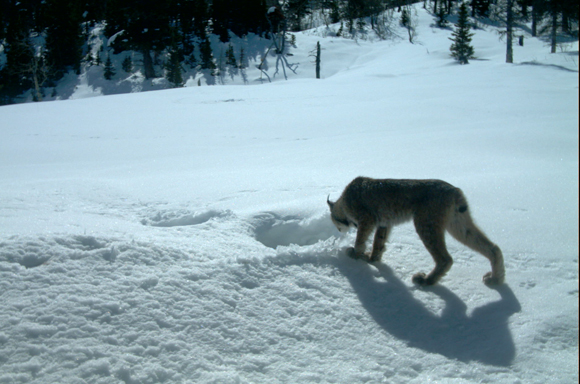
top-left (412, 272), bottom-right (429, 286)
top-left (346, 248), bottom-right (370, 261)
top-left (346, 247), bottom-right (357, 259)
top-left (483, 272), bottom-right (505, 286)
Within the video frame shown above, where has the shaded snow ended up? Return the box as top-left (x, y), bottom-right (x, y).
top-left (0, 7), bottom-right (578, 384)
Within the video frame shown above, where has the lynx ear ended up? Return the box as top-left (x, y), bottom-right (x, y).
top-left (327, 195), bottom-right (334, 209)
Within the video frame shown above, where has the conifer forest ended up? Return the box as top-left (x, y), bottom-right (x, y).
top-left (0, 0), bottom-right (577, 104)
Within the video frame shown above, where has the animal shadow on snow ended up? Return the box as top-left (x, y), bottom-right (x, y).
top-left (337, 256), bottom-right (521, 367)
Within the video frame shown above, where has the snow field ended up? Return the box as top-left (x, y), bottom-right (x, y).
top-left (0, 6), bottom-right (578, 384)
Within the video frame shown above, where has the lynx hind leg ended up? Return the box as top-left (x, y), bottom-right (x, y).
top-left (370, 226), bottom-right (390, 262)
top-left (446, 209), bottom-right (505, 285)
top-left (412, 218), bottom-right (454, 286)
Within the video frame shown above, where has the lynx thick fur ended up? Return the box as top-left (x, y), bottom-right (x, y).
top-left (328, 177), bottom-right (505, 286)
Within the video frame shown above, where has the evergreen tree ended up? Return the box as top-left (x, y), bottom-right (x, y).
top-left (165, 44), bottom-right (184, 88)
top-left (345, 0), bottom-right (366, 33)
top-left (401, 7), bottom-right (416, 43)
top-left (436, 3), bottom-right (449, 27)
top-left (531, 0), bottom-right (548, 36)
top-left (286, 0), bottom-right (311, 32)
top-left (239, 48), bottom-right (247, 69)
top-left (449, 3), bottom-right (475, 64)
top-left (471, 0), bottom-right (491, 17)
top-left (225, 45), bottom-right (238, 67)
top-left (122, 56), bottom-right (133, 73)
top-left (199, 38), bottom-right (216, 73)
top-left (545, 0), bottom-right (578, 52)
top-left (104, 55), bottom-right (116, 80)
top-left (212, 0), bottom-right (267, 42)
top-left (323, 0), bottom-right (341, 24)
top-left (43, 0), bottom-right (84, 79)
top-left (1, 2), bottom-right (34, 101)
top-left (191, 0), bottom-right (210, 38)
top-left (173, 0), bottom-right (208, 56)
top-left (211, 0), bottom-right (231, 42)
top-left (105, 0), bottom-right (171, 79)
top-left (0, 0), bottom-right (49, 103)
top-left (401, 9), bottom-right (410, 27)
top-left (346, 0), bottom-right (367, 20)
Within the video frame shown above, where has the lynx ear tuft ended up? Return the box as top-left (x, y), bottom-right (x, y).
top-left (327, 195), bottom-right (334, 209)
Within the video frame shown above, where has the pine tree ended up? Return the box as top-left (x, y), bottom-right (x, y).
top-left (44, 0), bottom-right (84, 79)
top-left (326, 0), bottom-right (341, 24)
top-left (401, 9), bottom-right (410, 27)
top-left (401, 7), bottom-right (416, 43)
top-left (286, 0), bottom-right (311, 31)
top-left (104, 55), bottom-right (116, 80)
top-left (436, 3), bottom-right (448, 28)
top-left (449, 3), bottom-right (475, 64)
top-left (199, 38), bottom-right (216, 72)
top-left (225, 45), bottom-right (237, 67)
top-left (122, 56), bottom-right (133, 73)
top-left (165, 45), bottom-right (184, 88)
top-left (212, 0), bottom-right (267, 41)
top-left (239, 48), bottom-right (247, 69)
top-left (104, 0), bottom-right (171, 79)
top-left (1, 1), bottom-right (49, 104)
top-left (471, 0), bottom-right (490, 17)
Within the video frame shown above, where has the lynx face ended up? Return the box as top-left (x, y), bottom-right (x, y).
top-left (327, 197), bottom-right (351, 233)
top-left (330, 212), bottom-right (350, 233)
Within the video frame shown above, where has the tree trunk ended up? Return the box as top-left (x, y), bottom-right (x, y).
top-left (32, 70), bottom-right (42, 102)
top-left (142, 48), bottom-right (156, 79)
top-left (531, 0), bottom-right (538, 37)
top-left (506, 0), bottom-right (513, 63)
top-left (550, 10), bottom-right (557, 53)
top-left (315, 41), bottom-right (321, 79)
top-left (31, 53), bottom-right (48, 102)
top-left (561, 12), bottom-right (569, 35)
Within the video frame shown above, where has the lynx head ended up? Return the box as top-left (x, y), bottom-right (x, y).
top-left (327, 195), bottom-right (350, 233)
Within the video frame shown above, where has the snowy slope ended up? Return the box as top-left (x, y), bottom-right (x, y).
top-left (0, 7), bottom-right (578, 384)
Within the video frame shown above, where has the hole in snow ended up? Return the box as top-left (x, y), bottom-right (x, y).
top-left (54, 236), bottom-right (107, 251)
top-left (253, 212), bottom-right (340, 249)
top-left (19, 254), bottom-right (51, 269)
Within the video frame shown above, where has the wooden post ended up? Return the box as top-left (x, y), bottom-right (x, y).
top-left (315, 41), bottom-right (321, 79)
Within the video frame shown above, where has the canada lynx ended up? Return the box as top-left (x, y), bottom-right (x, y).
top-left (328, 177), bottom-right (505, 286)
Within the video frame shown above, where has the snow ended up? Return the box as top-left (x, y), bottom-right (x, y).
top-left (1, 7), bottom-right (578, 384)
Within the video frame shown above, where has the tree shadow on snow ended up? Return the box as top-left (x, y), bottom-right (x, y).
top-left (337, 257), bottom-right (521, 367)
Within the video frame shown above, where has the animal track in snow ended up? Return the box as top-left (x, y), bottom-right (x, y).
top-left (252, 212), bottom-right (340, 249)
top-left (0, 236), bottom-right (117, 268)
top-left (142, 209), bottom-right (232, 227)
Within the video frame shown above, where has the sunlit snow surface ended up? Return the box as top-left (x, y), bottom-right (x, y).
top-left (1, 8), bottom-right (578, 384)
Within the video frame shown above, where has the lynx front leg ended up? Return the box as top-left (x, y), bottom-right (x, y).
top-left (370, 226), bottom-right (390, 262)
top-left (347, 220), bottom-right (375, 261)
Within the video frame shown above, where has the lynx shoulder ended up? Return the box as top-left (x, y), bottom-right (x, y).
top-left (327, 177), bottom-right (505, 286)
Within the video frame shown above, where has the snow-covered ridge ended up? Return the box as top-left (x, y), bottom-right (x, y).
top-left (7, 4), bottom-right (579, 103)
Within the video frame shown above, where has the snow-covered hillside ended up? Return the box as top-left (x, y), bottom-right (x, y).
top-left (0, 7), bottom-right (578, 384)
